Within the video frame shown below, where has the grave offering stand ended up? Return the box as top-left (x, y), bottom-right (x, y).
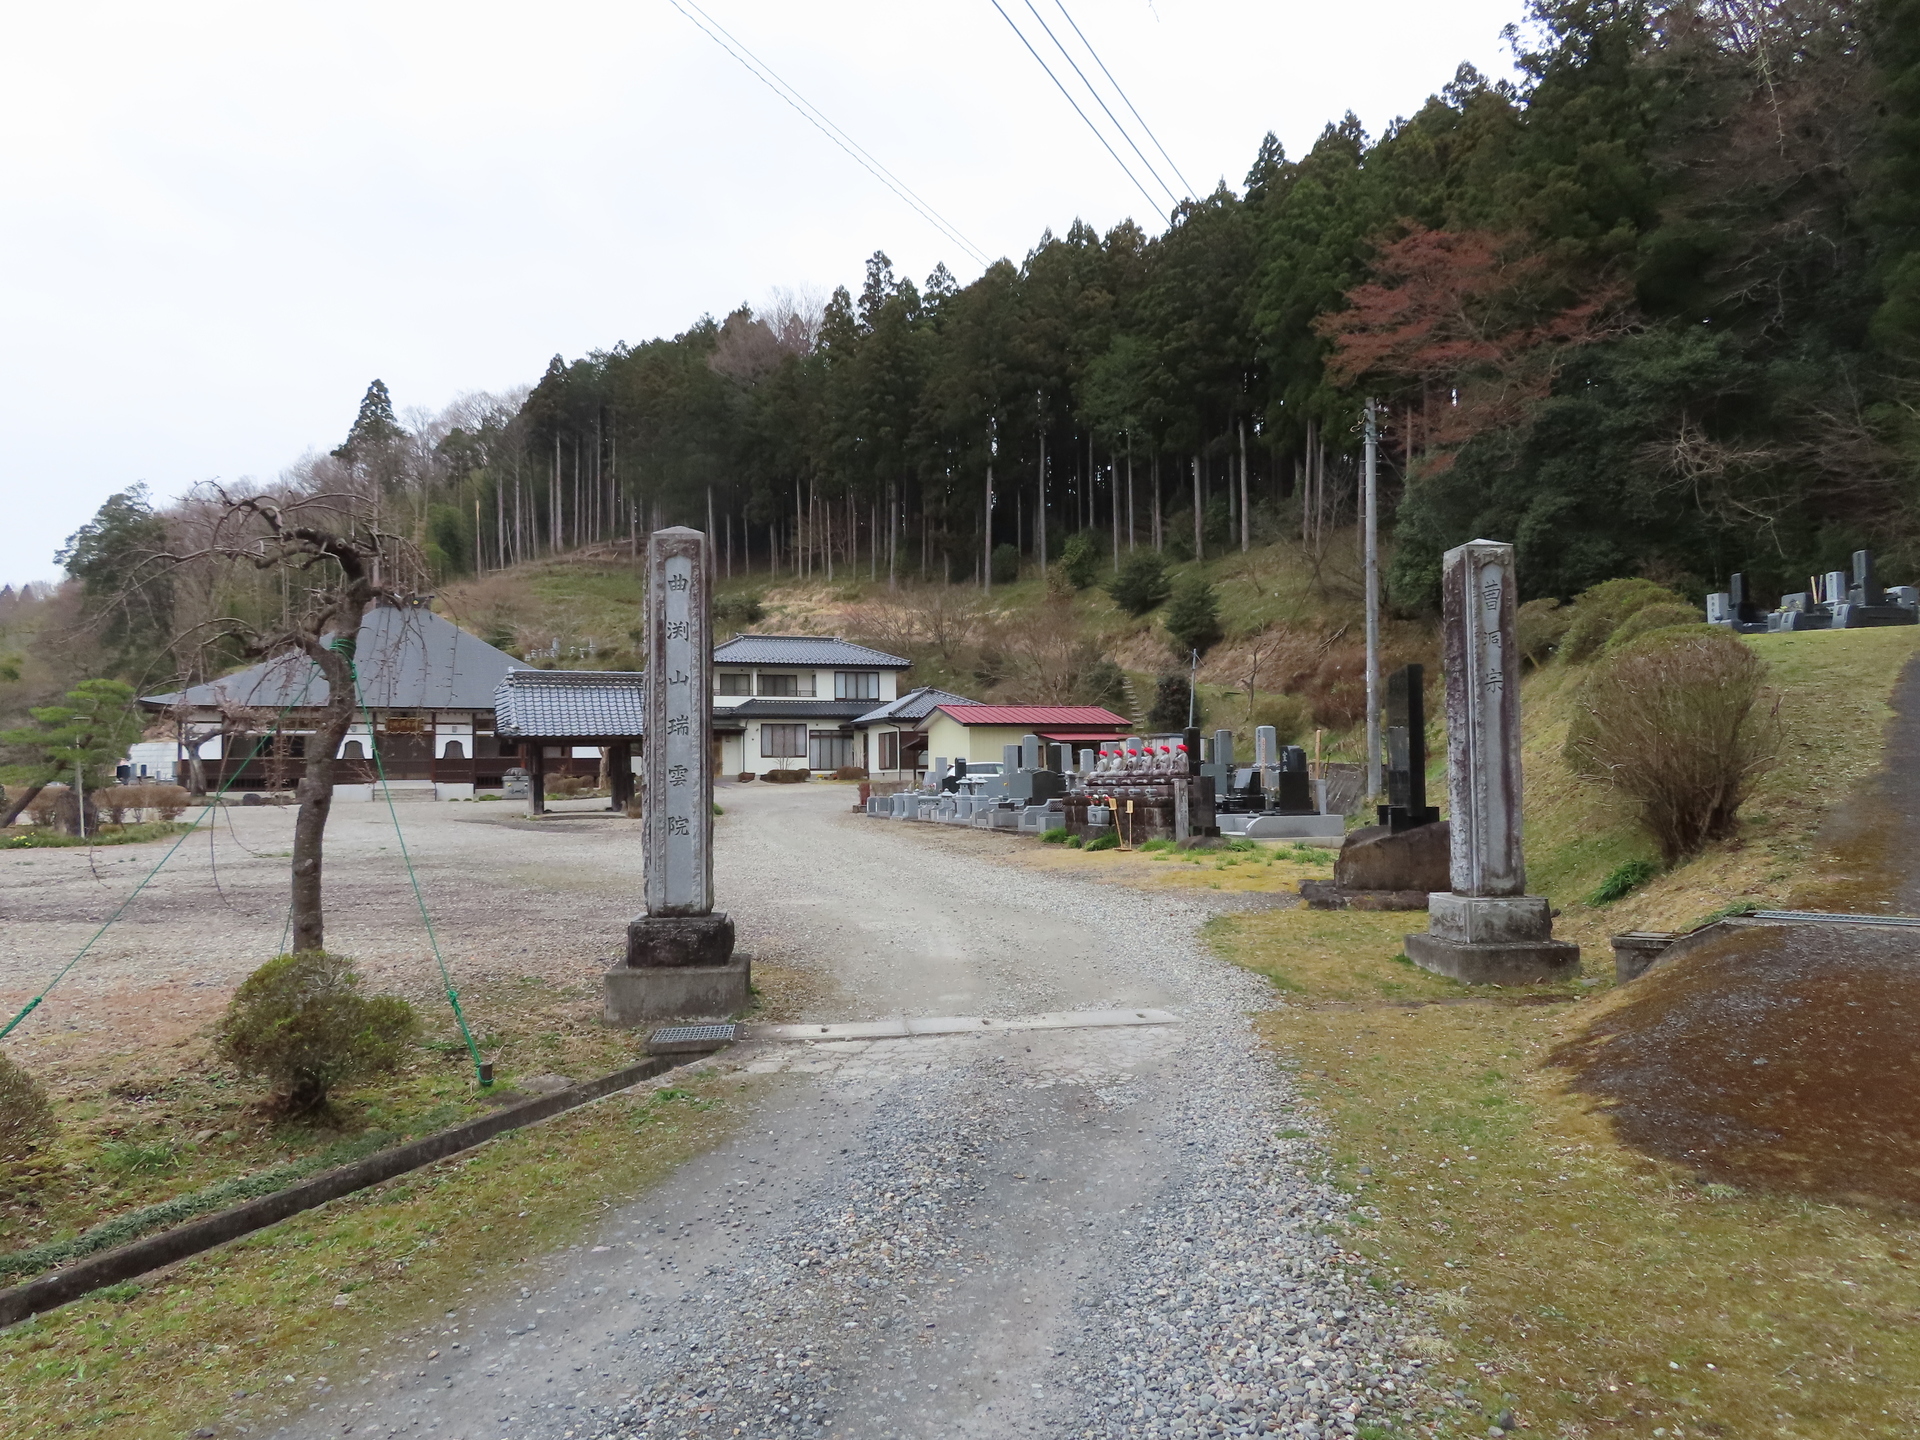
top-left (1404, 540), bottom-right (1580, 983)
top-left (605, 527), bottom-right (750, 1025)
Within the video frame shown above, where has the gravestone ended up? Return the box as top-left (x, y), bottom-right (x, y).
top-left (1404, 539), bottom-right (1579, 983)
top-left (1273, 746), bottom-right (1314, 815)
top-left (605, 527), bottom-right (750, 1025)
top-left (1377, 664), bottom-right (1441, 833)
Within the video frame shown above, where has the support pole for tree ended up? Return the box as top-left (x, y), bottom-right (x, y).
top-left (1363, 398), bottom-right (1382, 801)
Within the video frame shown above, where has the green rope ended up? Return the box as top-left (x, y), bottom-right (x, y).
top-left (349, 653), bottom-right (489, 1087)
top-left (0, 672), bottom-right (316, 1043)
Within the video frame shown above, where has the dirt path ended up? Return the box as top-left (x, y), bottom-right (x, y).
top-left (242, 784), bottom-right (1421, 1440)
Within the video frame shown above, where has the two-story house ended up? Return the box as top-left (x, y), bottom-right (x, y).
top-left (710, 635), bottom-right (912, 777)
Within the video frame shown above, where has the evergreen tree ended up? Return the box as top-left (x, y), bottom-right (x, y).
top-left (55, 486), bottom-right (174, 681)
top-left (1163, 575), bottom-right (1223, 655)
top-left (331, 379), bottom-right (404, 464)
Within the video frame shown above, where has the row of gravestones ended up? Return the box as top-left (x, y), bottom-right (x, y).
top-left (1709, 550), bottom-right (1918, 633)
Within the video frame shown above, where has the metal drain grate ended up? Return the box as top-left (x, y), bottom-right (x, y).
top-left (648, 1023), bottom-right (740, 1054)
top-left (1752, 910), bottom-right (1920, 927)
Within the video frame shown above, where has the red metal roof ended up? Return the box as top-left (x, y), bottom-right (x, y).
top-left (1040, 730), bottom-right (1126, 743)
top-left (932, 704), bottom-right (1130, 727)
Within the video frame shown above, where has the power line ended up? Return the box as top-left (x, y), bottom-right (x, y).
top-left (1052, 0), bottom-right (1196, 200)
top-left (1019, 0), bottom-right (1179, 208)
top-left (667, 0), bottom-right (991, 268)
top-left (987, 0), bottom-right (1164, 217)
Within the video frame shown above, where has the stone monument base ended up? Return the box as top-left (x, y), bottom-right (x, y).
top-left (1404, 933), bottom-right (1581, 985)
top-left (604, 952), bottom-right (751, 1026)
top-left (1405, 893), bottom-right (1580, 984)
top-left (625, 912), bottom-right (735, 968)
top-left (1300, 881), bottom-right (1432, 911)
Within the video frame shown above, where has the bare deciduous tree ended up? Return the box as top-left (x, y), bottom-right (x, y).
top-left (168, 487), bottom-right (415, 954)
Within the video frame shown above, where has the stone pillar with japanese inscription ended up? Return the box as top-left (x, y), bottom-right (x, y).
top-left (604, 526), bottom-right (750, 1025)
top-left (1404, 540), bottom-right (1580, 984)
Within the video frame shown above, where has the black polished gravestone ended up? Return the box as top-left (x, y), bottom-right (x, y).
top-left (1377, 664), bottom-right (1441, 833)
top-left (1273, 746), bottom-right (1315, 815)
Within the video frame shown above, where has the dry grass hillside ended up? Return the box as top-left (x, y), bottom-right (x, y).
top-left (437, 531), bottom-right (1437, 760)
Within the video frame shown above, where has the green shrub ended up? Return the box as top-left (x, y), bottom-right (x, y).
top-left (1084, 832), bottom-right (1119, 851)
top-left (763, 769), bottom-right (809, 783)
top-left (1146, 673), bottom-right (1196, 731)
top-left (1516, 597), bottom-right (1573, 667)
top-left (1066, 834), bottom-right (1085, 848)
top-left (1040, 827), bottom-right (1070, 844)
top-left (1588, 857), bottom-right (1661, 905)
top-left (1107, 551), bottom-right (1172, 616)
top-left (714, 591), bottom-right (765, 626)
top-left (0, 1050), bottom-right (56, 1163)
top-left (1058, 532), bottom-right (1104, 590)
top-left (1163, 575), bottom-right (1223, 656)
top-left (990, 543), bottom-right (1021, 585)
top-left (215, 952), bottom-right (419, 1115)
top-left (1139, 838), bottom-right (1176, 852)
top-left (1565, 629), bottom-right (1778, 865)
top-left (1604, 603), bottom-right (1706, 652)
top-left (1560, 579), bottom-right (1690, 663)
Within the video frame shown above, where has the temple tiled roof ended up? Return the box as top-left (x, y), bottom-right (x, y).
top-left (495, 670), bottom-right (646, 739)
top-left (143, 602), bottom-right (524, 712)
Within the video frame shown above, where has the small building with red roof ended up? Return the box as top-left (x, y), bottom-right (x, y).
top-left (919, 703), bottom-right (1132, 768)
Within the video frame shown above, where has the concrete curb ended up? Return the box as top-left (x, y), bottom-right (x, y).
top-left (0, 1049), bottom-right (719, 1331)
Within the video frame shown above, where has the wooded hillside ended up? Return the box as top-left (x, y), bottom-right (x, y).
top-left (366, 0), bottom-right (1920, 612)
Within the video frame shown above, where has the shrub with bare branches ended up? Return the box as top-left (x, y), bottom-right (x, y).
top-left (1564, 629), bottom-right (1778, 865)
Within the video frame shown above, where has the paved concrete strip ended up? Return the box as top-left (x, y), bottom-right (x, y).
top-left (741, 1007), bottom-right (1181, 1043)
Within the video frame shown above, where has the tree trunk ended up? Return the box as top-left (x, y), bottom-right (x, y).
top-left (1239, 420), bottom-right (1250, 553)
top-left (1037, 432), bottom-right (1048, 572)
top-left (1, 780), bottom-right (48, 828)
top-left (1192, 457), bottom-right (1203, 561)
top-left (288, 614), bottom-right (368, 955)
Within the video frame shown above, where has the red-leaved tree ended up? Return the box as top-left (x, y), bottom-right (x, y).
top-left (1315, 226), bottom-right (1629, 473)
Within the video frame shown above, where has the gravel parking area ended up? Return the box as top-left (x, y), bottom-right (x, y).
top-left (217, 782), bottom-right (1435, 1440)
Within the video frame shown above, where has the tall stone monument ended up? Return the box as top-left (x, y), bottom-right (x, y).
top-left (604, 526), bottom-right (751, 1025)
top-left (1404, 539), bottom-right (1580, 984)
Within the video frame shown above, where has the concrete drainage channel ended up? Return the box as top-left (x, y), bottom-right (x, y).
top-left (0, 1007), bottom-right (1180, 1330)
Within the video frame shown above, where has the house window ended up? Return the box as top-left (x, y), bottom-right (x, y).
top-left (443, 740), bottom-right (465, 760)
top-left (877, 731), bottom-right (900, 771)
top-left (341, 740), bottom-right (365, 761)
top-left (810, 731), bottom-right (855, 770)
top-left (760, 723), bottom-right (807, 759)
top-left (756, 672), bottom-right (814, 697)
top-left (716, 672), bottom-right (752, 696)
top-left (834, 671), bottom-right (880, 700)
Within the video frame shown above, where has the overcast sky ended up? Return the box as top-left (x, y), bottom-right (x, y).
top-left (0, 0), bottom-right (1525, 586)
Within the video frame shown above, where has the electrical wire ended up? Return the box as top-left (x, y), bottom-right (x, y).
top-left (667, 0), bottom-right (991, 269)
top-left (988, 0), bottom-right (1164, 216)
top-left (1051, 0), bottom-right (1195, 199)
top-left (1020, 0), bottom-right (1179, 208)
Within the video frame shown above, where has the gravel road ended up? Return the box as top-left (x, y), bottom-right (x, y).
top-left (256, 782), bottom-right (1432, 1440)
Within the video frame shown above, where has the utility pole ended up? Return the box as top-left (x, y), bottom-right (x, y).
top-left (1363, 398), bottom-right (1382, 801)
top-left (1187, 648), bottom-right (1199, 728)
